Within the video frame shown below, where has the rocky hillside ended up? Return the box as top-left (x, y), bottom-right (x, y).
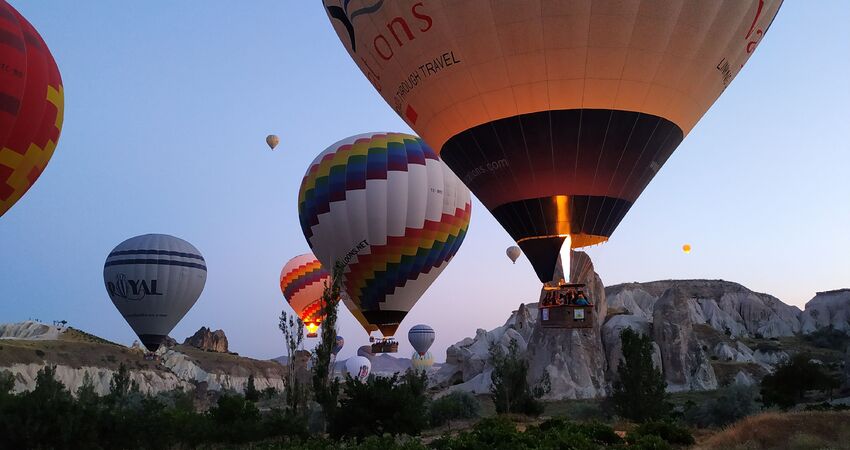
top-left (432, 252), bottom-right (849, 399)
top-left (0, 322), bottom-right (285, 396)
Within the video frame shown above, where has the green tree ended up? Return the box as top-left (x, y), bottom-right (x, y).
top-left (611, 328), bottom-right (670, 422)
top-left (279, 308), bottom-right (307, 415)
top-left (489, 338), bottom-right (544, 416)
top-left (312, 261), bottom-right (344, 424)
top-left (244, 373), bottom-right (260, 402)
top-left (760, 354), bottom-right (841, 409)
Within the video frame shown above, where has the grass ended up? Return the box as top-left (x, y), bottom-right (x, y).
top-left (696, 411), bottom-right (850, 450)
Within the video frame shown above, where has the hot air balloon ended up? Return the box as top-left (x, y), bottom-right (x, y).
top-left (333, 335), bottom-right (345, 355)
top-left (506, 246), bottom-right (522, 264)
top-left (682, 244), bottom-right (692, 254)
top-left (0, 1), bottom-right (64, 217)
top-left (280, 253), bottom-right (331, 338)
top-left (411, 351), bottom-right (434, 371)
top-left (324, 1), bottom-right (781, 283)
top-left (408, 324), bottom-right (435, 356)
top-left (345, 356), bottom-right (372, 382)
top-left (266, 134), bottom-right (280, 150)
top-left (298, 132), bottom-right (472, 339)
top-left (103, 234), bottom-right (206, 352)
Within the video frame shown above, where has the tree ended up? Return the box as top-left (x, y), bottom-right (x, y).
top-left (279, 308), bottom-right (306, 415)
top-left (489, 338), bottom-right (543, 416)
top-left (244, 373), bottom-right (260, 402)
top-left (312, 261), bottom-right (344, 423)
top-left (107, 363), bottom-right (139, 406)
top-left (611, 328), bottom-right (670, 422)
top-left (760, 354), bottom-right (841, 409)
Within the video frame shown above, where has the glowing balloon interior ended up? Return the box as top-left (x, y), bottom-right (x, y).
top-left (280, 253), bottom-right (328, 338)
top-left (0, 1), bottom-right (64, 217)
top-left (682, 244), bottom-right (692, 254)
top-left (103, 234), bottom-right (207, 352)
top-left (299, 132), bottom-right (471, 337)
top-left (324, 0), bottom-right (782, 283)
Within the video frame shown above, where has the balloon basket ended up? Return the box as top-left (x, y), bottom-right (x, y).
top-left (371, 339), bottom-right (398, 354)
top-left (539, 282), bottom-right (594, 329)
top-left (143, 352), bottom-right (159, 361)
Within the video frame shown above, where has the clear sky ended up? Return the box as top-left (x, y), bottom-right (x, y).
top-left (1, 1), bottom-right (848, 362)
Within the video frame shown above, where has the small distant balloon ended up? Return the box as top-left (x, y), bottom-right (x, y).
top-left (332, 336), bottom-right (345, 356)
top-left (345, 356), bottom-right (371, 382)
top-left (266, 134), bottom-right (280, 150)
top-left (506, 246), bottom-right (521, 264)
top-left (682, 244), bottom-right (692, 254)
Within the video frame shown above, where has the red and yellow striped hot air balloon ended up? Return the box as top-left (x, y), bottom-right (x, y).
top-left (280, 254), bottom-right (330, 338)
top-left (0, 1), bottom-right (64, 217)
top-left (323, 0), bottom-right (781, 283)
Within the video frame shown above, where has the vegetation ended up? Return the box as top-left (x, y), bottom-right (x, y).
top-left (329, 370), bottom-right (429, 440)
top-left (312, 261), bottom-right (344, 428)
top-left (429, 391), bottom-right (480, 427)
top-left (682, 384), bottom-right (760, 427)
top-left (759, 354), bottom-right (840, 409)
top-left (698, 411), bottom-right (850, 450)
top-left (488, 338), bottom-right (544, 416)
top-left (279, 308), bottom-right (307, 415)
top-left (611, 328), bottom-right (670, 422)
top-left (802, 326), bottom-right (850, 351)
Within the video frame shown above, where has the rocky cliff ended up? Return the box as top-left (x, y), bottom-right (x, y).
top-left (183, 327), bottom-right (229, 353)
top-left (0, 322), bottom-right (285, 396)
top-left (433, 254), bottom-right (848, 399)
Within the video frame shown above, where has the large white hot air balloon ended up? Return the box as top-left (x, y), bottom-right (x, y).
top-left (345, 356), bottom-right (372, 382)
top-left (408, 324), bottom-right (435, 356)
top-left (103, 234), bottom-right (206, 352)
top-left (299, 132), bottom-right (471, 338)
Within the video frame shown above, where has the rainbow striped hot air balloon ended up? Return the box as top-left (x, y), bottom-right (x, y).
top-left (0, 1), bottom-right (64, 217)
top-left (298, 132), bottom-right (471, 338)
top-left (280, 253), bottom-right (330, 338)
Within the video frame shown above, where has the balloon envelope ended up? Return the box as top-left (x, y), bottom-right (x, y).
top-left (103, 234), bottom-right (206, 351)
top-left (324, 1), bottom-right (781, 282)
top-left (299, 132), bottom-right (472, 337)
top-left (506, 246), bottom-right (522, 264)
top-left (408, 324), bottom-right (435, 356)
top-left (345, 356), bottom-right (372, 382)
top-left (266, 134), bottom-right (280, 150)
top-left (280, 253), bottom-right (328, 338)
top-left (682, 244), bottom-right (692, 254)
top-left (0, 1), bottom-right (64, 217)
top-left (333, 335), bottom-right (345, 355)
top-left (411, 351), bottom-right (434, 371)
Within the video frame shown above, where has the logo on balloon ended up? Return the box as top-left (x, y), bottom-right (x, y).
top-left (106, 273), bottom-right (163, 301)
top-left (324, 0), bottom-right (385, 52)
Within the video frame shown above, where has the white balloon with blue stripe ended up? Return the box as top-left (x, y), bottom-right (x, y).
top-left (408, 324), bottom-right (435, 356)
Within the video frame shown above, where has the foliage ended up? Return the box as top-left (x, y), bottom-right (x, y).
top-left (611, 328), bottom-right (670, 422)
top-left (312, 260), bottom-right (344, 425)
top-left (429, 390), bottom-right (480, 427)
top-left (0, 370), bottom-right (14, 397)
top-left (489, 338), bottom-right (544, 416)
top-left (329, 370), bottom-right (429, 440)
top-left (760, 354), bottom-right (840, 409)
top-left (279, 308), bottom-right (307, 415)
top-left (803, 326), bottom-right (850, 351)
top-left (626, 421), bottom-right (695, 446)
top-left (245, 373), bottom-right (260, 402)
top-left (682, 384), bottom-right (760, 427)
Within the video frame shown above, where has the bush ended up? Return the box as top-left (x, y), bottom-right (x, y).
top-left (429, 391), bottom-right (480, 427)
top-left (760, 354), bottom-right (840, 409)
top-left (612, 328), bottom-right (670, 422)
top-left (803, 326), bottom-right (850, 351)
top-left (683, 384), bottom-right (760, 427)
top-left (329, 370), bottom-right (429, 440)
top-left (629, 435), bottom-right (672, 450)
top-left (628, 421), bottom-right (695, 446)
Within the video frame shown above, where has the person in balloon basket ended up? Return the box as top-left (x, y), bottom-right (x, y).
top-left (575, 292), bottom-right (590, 306)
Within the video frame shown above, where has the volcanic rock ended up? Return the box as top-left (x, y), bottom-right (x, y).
top-left (183, 327), bottom-right (228, 353)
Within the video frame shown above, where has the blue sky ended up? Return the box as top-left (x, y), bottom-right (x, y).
top-left (1, 1), bottom-right (848, 362)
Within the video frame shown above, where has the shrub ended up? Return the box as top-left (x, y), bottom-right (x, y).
top-left (244, 373), bottom-right (260, 402)
top-left (630, 434), bottom-right (672, 450)
top-left (429, 391), bottom-right (480, 427)
top-left (683, 384), bottom-right (760, 427)
top-left (803, 326), bottom-right (850, 351)
top-left (760, 354), bottom-right (840, 409)
top-left (628, 420), bottom-right (695, 446)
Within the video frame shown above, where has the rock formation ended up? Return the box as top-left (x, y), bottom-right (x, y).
top-left (183, 327), bottom-right (229, 353)
top-left (800, 289), bottom-right (850, 334)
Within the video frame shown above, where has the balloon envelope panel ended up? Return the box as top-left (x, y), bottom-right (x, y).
top-left (299, 132), bottom-right (471, 337)
top-left (103, 234), bottom-right (206, 351)
top-left (323, 0), bottom-right (781, 282)
top-left (0, 1), bottom-right (64, 217)
top-left (411, 351), bottom-right (434, 371)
